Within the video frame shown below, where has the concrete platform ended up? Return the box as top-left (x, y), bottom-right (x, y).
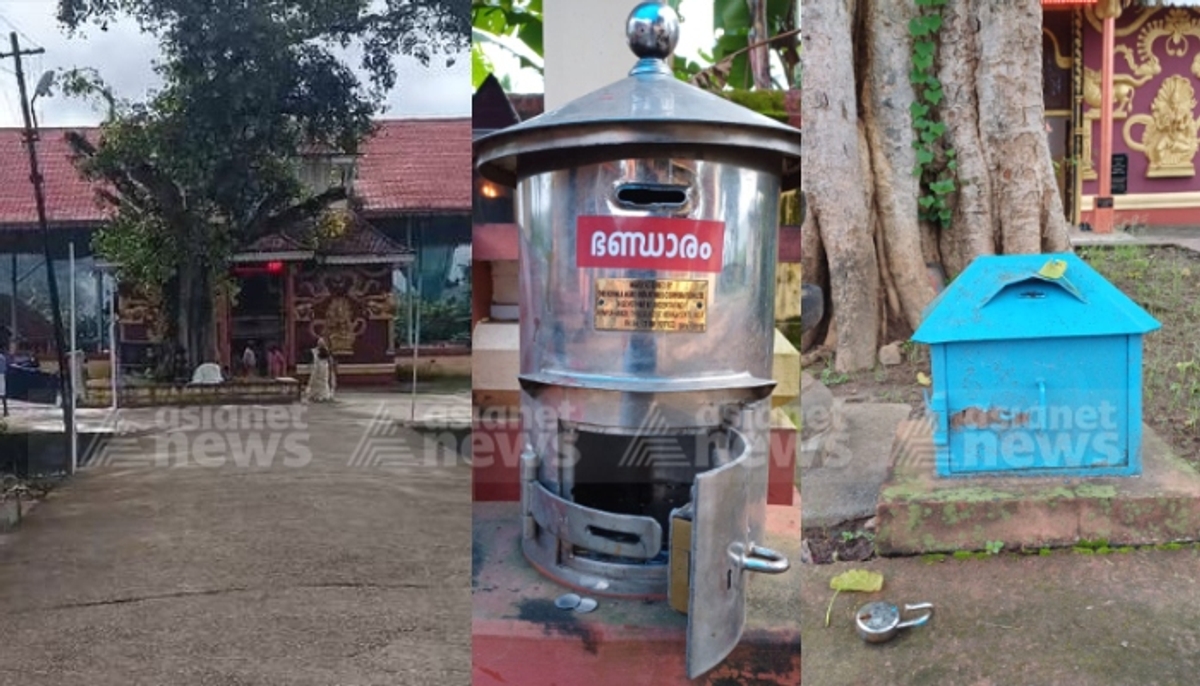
top-left (876, 419), bottom-right (1200, 555)
top-left (471, 500), bottom-right (800, 685)
top-left (801, 401), bottom-right (910, 529)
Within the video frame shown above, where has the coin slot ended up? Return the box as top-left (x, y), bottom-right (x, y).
top-left (615, 183), bottom-right (689, 208)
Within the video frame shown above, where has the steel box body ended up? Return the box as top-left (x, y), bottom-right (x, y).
top-left (514, 152), bottom-right (781, 595)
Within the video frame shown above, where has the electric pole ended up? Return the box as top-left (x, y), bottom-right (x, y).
top-left (1, 31), bottom-right (75, 468)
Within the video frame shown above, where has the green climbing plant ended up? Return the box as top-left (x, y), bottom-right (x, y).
top-left (909, 0), bottom-right (956, 228)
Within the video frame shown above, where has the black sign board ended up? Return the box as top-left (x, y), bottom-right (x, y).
top-left (1112, 153), bottom-right (1128, 195)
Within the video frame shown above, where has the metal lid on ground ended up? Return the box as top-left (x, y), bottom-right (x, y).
top-left (474, 1), bottom-right (801, 190)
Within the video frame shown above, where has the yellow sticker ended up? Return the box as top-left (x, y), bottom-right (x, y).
top-left (594, 278), bottom-right (708, 333)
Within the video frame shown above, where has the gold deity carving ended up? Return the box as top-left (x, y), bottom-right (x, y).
top-left (320, 296), bottom-right (367, 355)
top-left (1080, 7), bottom-right (1200, 179)
top-left (1125, 75), bottom-right (1200, 177)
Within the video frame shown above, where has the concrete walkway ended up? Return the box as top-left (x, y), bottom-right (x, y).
top-left (802, 548), bottom-right (1200, 685)
top-left (0, 392), bottom-right (471, 685)
top-left (1070, 225), bottom-right (1200, 252)
top-left (3, 386), bottom-right (472, 434)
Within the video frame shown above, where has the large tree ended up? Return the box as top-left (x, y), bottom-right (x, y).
top-left (56, 0), bottom-right (469, 375)
top-left (802, 0), bottom-right (1072, 371)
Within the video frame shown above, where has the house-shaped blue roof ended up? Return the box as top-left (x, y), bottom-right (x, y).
top-left (912, 252), bottom-right (1161, 345)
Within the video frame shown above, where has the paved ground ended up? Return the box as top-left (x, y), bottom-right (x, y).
top-left (800, 399), bottom-right (1200, 684)
top-left (801, 401), bottom-right (909, 529)
top-left (1070, 224), bottom-right (1200, 252)
top-left (0, 392), bottom-right (471, 685)
top-left (802, 548), bottom-right (1200, 686)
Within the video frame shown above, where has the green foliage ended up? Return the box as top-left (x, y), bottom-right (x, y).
top-left (724, 89), bottom-right (787, 121)
top-left (471, 0), bottom-right (542, 88)
top-left (909, 0), bottom-right (956, 228)
top-left (819, 363), bottom-right (849, 387)
top-left (984, 540), bottom-right (1004, 555)
top-left (677, 0), bottom-right (798, 90)
top-left (841, 529), bottom-right (875, 544)
top-left (395, 295), bottom-right (472, 345)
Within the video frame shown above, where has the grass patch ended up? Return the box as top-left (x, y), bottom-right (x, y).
top-left (1079, 245), bottom-right (1200, 464)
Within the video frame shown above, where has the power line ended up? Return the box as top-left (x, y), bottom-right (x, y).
top-left (0, 13), bottom-right (41, 51)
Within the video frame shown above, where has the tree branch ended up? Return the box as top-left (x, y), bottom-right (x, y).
top-left (689, 27), bottom-right (802, 89)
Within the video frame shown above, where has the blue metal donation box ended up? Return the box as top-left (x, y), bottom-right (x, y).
top-left (912, 252), bottom-right (1160, 478)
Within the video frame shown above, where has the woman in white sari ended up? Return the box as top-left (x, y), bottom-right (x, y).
top-left (305, 338), bottom-right (335, 402)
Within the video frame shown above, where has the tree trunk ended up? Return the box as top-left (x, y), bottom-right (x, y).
top-left (175, 261), bottom-right (217, 373)
top-left (801, 0), bottom-right (1072, 370)
top-left (800, 0), bottom-right (880, 372)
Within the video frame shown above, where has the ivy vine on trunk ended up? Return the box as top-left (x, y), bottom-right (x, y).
top-left (802, 0), bottom-right (1071, 371)
top-left (909, 0), bottom-right (956, 228)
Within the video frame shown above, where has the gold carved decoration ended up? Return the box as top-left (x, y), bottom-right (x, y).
top-left (294, 267), bottom-right (394, 357)
top-left (295, 302), bottom-right (314, 322)
top-left (1079, 7), bottom-right (1200, 179)
top-left (365, 292), bottom-right (396, 320)
top-left (1124, 75), bottom-right (1200, 178)
top-left (1043, 28), bottom-right (1072, 70)
top-left (322, 296), bottom-right (367, 355)
top-left (1081, 67), bottom-right (1142, 179)
top-left (1095, 0), bottom-right (1126, 22)
top-left (1084, 67), bottom-right (1138, 118)
top-left (1086, 5), bottom-right (1157, 37)
top-left (315, 208), bottom-right (352, 243)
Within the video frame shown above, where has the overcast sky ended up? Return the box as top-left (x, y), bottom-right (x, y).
top-left (0, 0), bottom-right (471, 128)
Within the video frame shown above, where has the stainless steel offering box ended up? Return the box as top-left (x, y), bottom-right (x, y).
top-left (474, 2), bottom-right (800, 677)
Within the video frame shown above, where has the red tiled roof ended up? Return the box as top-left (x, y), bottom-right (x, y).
top-left (0, 128), bottom-right (107, 227)
top-left (356, 118), bottom-right (471, 214)
top-left (0, 118), bottom-right (471, 228)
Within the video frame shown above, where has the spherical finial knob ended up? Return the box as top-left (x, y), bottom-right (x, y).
top-left (626, 2), bottom-right (680, 61)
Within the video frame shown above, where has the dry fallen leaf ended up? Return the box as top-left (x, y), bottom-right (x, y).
top-left (917, 372), bottom-right (932, 387)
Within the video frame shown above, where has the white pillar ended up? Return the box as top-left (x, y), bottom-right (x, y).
top-left (108, 272), bottom-right (118, 410)
top-left (543, 1), bottom-right (632, 110)
top-left (69, 242), bottom-right (77, 473)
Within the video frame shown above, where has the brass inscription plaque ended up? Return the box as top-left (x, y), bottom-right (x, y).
top-left (593, 278), bottom-right (708, 333)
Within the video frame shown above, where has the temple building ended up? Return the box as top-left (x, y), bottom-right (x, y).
top-left (0, 118), bottom-right (470, 387)
top-left (1043, 0), bottom-right (1200, 227)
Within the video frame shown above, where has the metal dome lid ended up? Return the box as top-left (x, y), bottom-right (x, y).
top-left (475, 1), bottom-right (800, 190)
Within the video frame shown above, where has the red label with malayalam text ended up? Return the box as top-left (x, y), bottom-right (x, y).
top-left (576, 216), bottom-right (726, 273)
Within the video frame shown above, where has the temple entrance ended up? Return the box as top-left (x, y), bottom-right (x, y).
top-left (1043, 9), bottom-right (1077, 224)
top-left (230, 263), bottom-right (286, 377)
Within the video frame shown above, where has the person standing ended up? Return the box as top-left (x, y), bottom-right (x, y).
top-left (305, 337), bottom-right (334, 402)
top-left (0, 348), bottom-right (7, 418)
top-left (0, 325), bottom-right (9, 417)
top-left (268, 344), bottom-right (287, 378)
top-left (241, 341), bottom-right (258, 378)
